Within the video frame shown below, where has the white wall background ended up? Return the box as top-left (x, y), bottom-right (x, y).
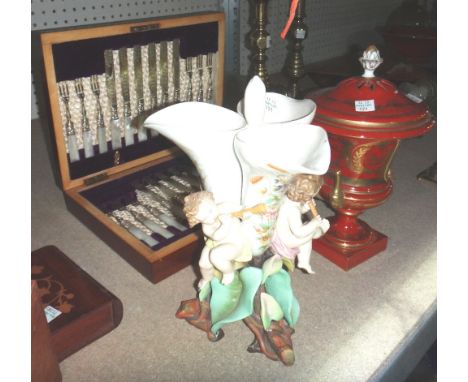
top-left (32, 0), bottom-right (410, 120)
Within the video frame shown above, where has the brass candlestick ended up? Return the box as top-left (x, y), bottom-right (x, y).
top-left (284, 0), bottom-right (307, 99)
top-left (250, 0), bottom-right (270, 87)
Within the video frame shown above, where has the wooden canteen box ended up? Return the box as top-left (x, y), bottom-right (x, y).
top-left (41, 12), bottom-right (225, 283)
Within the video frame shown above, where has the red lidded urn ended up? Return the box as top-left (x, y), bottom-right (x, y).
top-left (306, 45), bottom-right (435, 270)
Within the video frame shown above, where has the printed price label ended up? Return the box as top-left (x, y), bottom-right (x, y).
top-left (265, 96), bottom-right (277, 112)
top-left (44, 305), bottom-right (62, 323)
top-left (355, 99), bottom-right (375, 112)
top-left (295, 29), bottom-right (306, 39)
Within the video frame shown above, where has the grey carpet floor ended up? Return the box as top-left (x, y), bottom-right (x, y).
top-left (32, 118), bottom-right (436, 382)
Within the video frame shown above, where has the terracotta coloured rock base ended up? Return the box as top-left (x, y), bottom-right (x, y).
top-left (176, 299), bottom-right (224, 342)
top-left (313, 219), bottom-right (388, 271)
top-left (244, 315), bottom-right (295, 366)
top-left (175, 295), bottom-right (296, 366)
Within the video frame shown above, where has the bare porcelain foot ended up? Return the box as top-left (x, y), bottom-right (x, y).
top-left (297, 263), bottom-right (315, 274)
top-left (221, 272), bottom-right (235, 285)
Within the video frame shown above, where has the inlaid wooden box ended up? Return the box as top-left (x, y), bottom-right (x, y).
top-left (41, 12), bottom-right (225, 283)
top-left (32, 246), bottom-right (124, 361)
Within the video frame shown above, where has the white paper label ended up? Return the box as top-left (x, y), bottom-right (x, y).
top-left (355, 99), bottom-right (375, 112)
top-left (265, 96), bottom-right (277, 112)
top-left (44, 305), bottom-right (62, 323)
top-left (266, 36), bottom-right (271, 48)
top-left (295, 29), bottom-right (306, 39)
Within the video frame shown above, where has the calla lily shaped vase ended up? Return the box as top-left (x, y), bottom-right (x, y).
top-left (145, 102), bottom-right (246, 205)
top-left (237, 76), bottom-right (317, 127)
top-left (144, 76), bottom-right (331, 366)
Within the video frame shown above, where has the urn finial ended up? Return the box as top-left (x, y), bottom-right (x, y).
top-left (359, 45), bottom-right (383, 78)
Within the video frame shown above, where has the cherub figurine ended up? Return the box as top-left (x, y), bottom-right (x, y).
top-left (184, 191), bottom-right (252, 288)
top-left (271, 174), bottom-right (330, 273)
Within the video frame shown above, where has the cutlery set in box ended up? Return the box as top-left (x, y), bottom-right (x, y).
top-left (41, 12), bottom-right (225, 283)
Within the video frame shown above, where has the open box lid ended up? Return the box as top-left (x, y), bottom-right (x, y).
top-left (41, 12), bottom-right (225, 191)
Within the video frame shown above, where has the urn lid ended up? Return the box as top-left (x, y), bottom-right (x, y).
top-left (308, 45), bottom-right (435, 139)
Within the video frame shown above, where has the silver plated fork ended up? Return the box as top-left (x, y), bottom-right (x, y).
top-left (58, 82), bottom-right (80, 162)
top-left (74, 79), bottom-right (88, 129)
top-left (90, 75), bottom-right (108, 153)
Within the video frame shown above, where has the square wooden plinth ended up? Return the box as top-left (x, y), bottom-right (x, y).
top-left (312, 230), bottom-right (388, 271)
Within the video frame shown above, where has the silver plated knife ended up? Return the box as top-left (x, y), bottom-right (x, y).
top-left (172, 39), bottom-right (180, 104)
top-left (196, 54), bottom-right (204, 102)
top-left (206, 52), bottom-right (214, 103)
top-left (186, 57), bottom-right (193, 101)
top-left (110, 212), bottom-right (158, 247)
top-left (104, 50), bottom-right (122, 150)
top-left (160, 41), bottom-right (169, 107)
top-left (133, 45), bottom-right (147, 142)
top-left (119, 47), bottom-right (135, 146)
top-left (126, 205), bottom-right (174, 239)
top-left (147, 43), bottom-right (159, 138)
top-left (148, 43), bottom-right (158, 110)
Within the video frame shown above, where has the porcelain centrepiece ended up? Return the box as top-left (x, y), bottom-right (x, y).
top-left (144, 76), bottom-right (331, 365)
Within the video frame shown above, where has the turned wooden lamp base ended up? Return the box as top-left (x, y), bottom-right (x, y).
top-left (313, 218), bottom-right (388, 271)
